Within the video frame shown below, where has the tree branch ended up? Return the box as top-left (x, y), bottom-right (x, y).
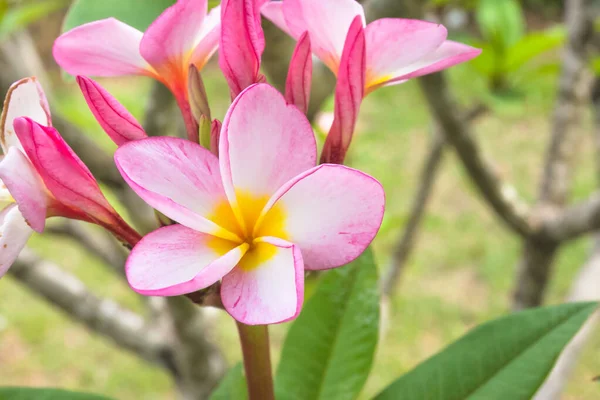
top-left (8, 248), bottom-right (177, 374)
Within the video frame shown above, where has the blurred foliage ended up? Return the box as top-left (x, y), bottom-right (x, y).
top-left (0, 387), bottom-right (114, 399)
top-left (470, 0), bottom-right (565, 97)
top-left (0, 0), bottom-right (69, 39)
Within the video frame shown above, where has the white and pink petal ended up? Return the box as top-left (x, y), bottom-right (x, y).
top-left (53, 18), bottom-right (151, 77)
top-left (0, 204), bottom-right (34, 277)
top-left (221, 237), bottom-right (304, 325)
top-left (258, 164), bottom-right (384, 270)
top-left (126, 224), bottom-right (245, 296)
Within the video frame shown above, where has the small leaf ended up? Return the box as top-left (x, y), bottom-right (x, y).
top-left (476, 0), bottom-right (525, 52)
top-left (505, 27), bottom-right (566, 73)
top-left (62, 0), bottom-right (175, 32)
top-left (0, 387), bottom-right (114, 400)
top-left (209, 363), bottom-right (248, 400)
top-left (374, 302), bottom-right (598, 400)
top-left (275, 247), bottom-right (380, 400)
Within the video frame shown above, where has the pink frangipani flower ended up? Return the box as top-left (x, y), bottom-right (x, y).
top-left (115, 84), bottom-right (385, 325)
top-left (0, 78), bottom-right (140, 276)
top-left (262, 0), bottom-right (481, 94)
top-left (53, 0), bottom-right (221, 140)
top-left (285, 32), bottom-right (312, 115)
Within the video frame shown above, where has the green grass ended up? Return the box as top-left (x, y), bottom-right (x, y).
top-left (1, 61), bottom-right (599, 400)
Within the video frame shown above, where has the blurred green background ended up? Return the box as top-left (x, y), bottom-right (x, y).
top-left (0, 0), bottom-right (599, 399)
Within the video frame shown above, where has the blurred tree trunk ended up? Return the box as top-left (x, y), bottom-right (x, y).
top-left (512, 0), bottom-right (595, 310)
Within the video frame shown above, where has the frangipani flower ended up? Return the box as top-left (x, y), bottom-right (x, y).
top-left (0, 78), bottom-right (139, 276)
top-left (262, 0), bottom-right (481, 94)
top-left (115, 84), bottom-right (385, 324)
top-left (53, 0), bottom-right (221, 140)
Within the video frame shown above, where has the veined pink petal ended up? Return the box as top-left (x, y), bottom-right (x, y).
top-left (126, 224), bottom-right (246, 296)
top-left (260, 2), bottom-right (290, 35)
top-left (13, 117), bottom-right (119, 226)
top-left (221, 236), bottom-right (304, 325)
top-left (259, 164), bottom-right (384, 270)
top-left (285, 32), bottom-right (312, 114)
top-left (364, 18), bottom-right (447, 90)
top-left (368, 40), bottom-right (482, 91)
top-left (115, 137), bottom-right (241, 241)
top-left (140, 0), bottom-right (208, 73)
top-left (320, 16), bottom-right (365, 164)
top-left (0, 147), bottom-right (48, 233)
top-left (281, 0), bottom-right (365, 73)
top-left (219, 0), bottom-right (266, 97)
top-left (219, 84), bottom-right (316, 229)
top-left (0, 204), bottom-right (33, 277)
top-left (53, 18), bottom-right (151, 77)
top-left (1, 77), bottom-right (51, 153)
top-left (77, 76), bottom-right (147, 146)
top-left (190, 5), bottom-right (222, 69)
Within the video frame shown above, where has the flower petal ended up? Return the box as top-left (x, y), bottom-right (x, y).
top-left (115, 137), bottom-right (241, 241)
top-left (190, 5), bottom-right (222, 69)
top-left (285, 32), bottom-right (312, 114)
top-left (0, 204), bottom-right (33, 277)
top-left (1, 77), bottom-right (51, 153)
top-left (77, 76), bottom-right (147, 146)
top-left (320, 16), bottom-right (365, 164)
top-left (140, 0), bottom-right (208, 72)
top-left (370, 40), bottom-right (482, 90)
top-left (219, 0), bottom-right (266, 97)
top-left (0, 147), bottom-right (47, 233)
top-left (281, 0), bottom-right (365, 72)
top-left (13, 117), bottom-right (119, 226)
top-left (219, 83), bottom-right (316, 231)
top-left (364, 18), bottom-right (447, 90)
top-left (259, 164), bottom-right (384, 270)
top-left (126, 224), bottom-right (246, 296)
top-left (260, 1), bottom-right (290, 35)
top-left (53, 18), bottom-right (150, 76)
top-left (221, 236), bottom-right (304, 324)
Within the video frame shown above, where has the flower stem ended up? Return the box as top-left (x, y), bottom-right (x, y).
top-left (236, 322), bottom-right (275, 400)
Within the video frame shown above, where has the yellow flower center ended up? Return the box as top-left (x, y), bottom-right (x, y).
top-left (208, 191), bottom-right (287, 271)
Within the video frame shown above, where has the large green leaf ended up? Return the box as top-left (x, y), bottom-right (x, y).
top-left (375, 302), bottom-right (598, 400)
top-left (476, 0), bottom-right (525, 52)
top-left (0, 387), bottom-right (114, 400)
top-left (62, 0), bottom-right (175, 32)
top-left (275, 247), bottom-right (380, 400)
top-left (209, 363), bottom-right (248, 400)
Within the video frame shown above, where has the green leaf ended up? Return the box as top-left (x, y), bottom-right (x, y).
top-left (0, 0), bottom-right (69, 39)
top-left (275, 247), bottom-right (380, 400)
top-left (0, 387), bottom-right (114, 400)
top-left (209, 363), bottom-right (248, 400)
top-left (62, 0), bottom-right (175, 32)
top-left (374, 302), bottom-right (598, 400)
top-left (505, 27), bottom-right (566, 73)
top-left (476, 0), bottom-right (525, 52)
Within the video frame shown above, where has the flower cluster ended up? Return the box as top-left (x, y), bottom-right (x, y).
top-left (1, 0), bottom-right (479, 325)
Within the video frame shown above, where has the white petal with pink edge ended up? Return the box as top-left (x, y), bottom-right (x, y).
top-left (258, 164), bottom-right (384, 270)
top-left (126, 224), bottom-right (246, 296)
top-left (365, 18), bottom-right (447, 88)
top-left (219, 84), bottom-right (316, 220)
top-left (140, 0), bottom-right (208, 71)
top-left (282, 0), bottom-right (365, 72)
top-left (115, 137), bottom-right (241, 241)
top-left (53, 18), bottom-right (150, 77)
top-left (0, 147), bottom-right (48, 233)
top-left (221, 237), bottom-right (304, 325)
top-left (0, 204), bottom-right (34, 277)
top-left (1, 77), bottom-right (51, 153)
top-left (368, 40), bottom-right (482, 90)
